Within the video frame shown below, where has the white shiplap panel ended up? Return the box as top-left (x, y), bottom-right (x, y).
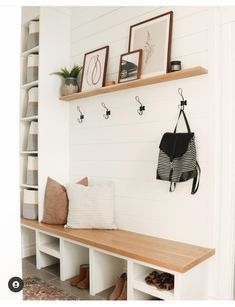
top-left (115, 209), bottom-right (210, 246)
top-left (69, 172), bottom-right (208, 204)
top-left (71, 6), bottom-right (207, 48)
top-left (70, 137), bottom-right (209, 163)
top-left (71, 8), bottom-right (208, 58)
top-left (71, 6), bottom-right (121, 29)
top-left (70, 117), bottom-right (209, 146)
top-left (69, 6), bottom-right (211, 248)
top-left (71, 6), bottom-right (161, 43)
top-left (70, 160), bottom-right (157, 180)
top-left (173, 9), bottom-right (208, 40)
top-left (72, 30), bottom-right (208, 67)
top-left (172, 31), bottom-right (208, 59)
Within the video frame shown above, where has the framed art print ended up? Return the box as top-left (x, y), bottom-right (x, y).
top-left (80, 46), bottom-right (109, 92)
top-left (118, 49), bottom-right (142, 83)
top-left (128, 11), bottom-right (173, 78)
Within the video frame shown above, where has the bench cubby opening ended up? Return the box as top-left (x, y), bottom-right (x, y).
top-left (37, 251), bottom-right (60, 271)
top-left (60, 239), bottom-right (89, 282)
top-left (132, 262), bottom-right (174, 300)
top-left (89, 249), bottom-right (127, 297)
top-left (37, 231), bottom-right (60, 259)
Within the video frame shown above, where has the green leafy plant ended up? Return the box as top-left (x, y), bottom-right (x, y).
top-left (51, 65), bottom-right (82, 79)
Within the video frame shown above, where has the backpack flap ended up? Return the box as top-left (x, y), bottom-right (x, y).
top-left (159, 132), bottom-right (195, 159)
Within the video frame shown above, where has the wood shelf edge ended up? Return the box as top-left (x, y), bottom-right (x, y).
top-left (59, 66), bottom-right (208, 102)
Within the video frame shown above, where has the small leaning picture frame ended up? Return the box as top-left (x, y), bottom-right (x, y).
top-left (118, 49), bottom-right (143, 83)
top-left (80, 46), bottom-right (109, 92)
top-left (128, 11), bottom-right (173, 78)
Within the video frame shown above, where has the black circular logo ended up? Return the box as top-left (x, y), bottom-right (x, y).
top-left (8, 277), bottom-right (24, 292)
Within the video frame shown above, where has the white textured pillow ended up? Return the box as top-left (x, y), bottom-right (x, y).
top-left (65, 182), bottom-right (117, 229)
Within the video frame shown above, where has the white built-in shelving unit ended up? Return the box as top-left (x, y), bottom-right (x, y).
top-left (20, 12), bottom-right (40, 222)
top-left (20, 6), bottom-right (70, 261)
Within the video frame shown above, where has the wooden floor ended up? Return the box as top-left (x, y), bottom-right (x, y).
top-left (21, 218), bottom-right (215, 273)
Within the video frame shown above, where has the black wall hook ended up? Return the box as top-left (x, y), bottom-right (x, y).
top-left (77, 106), bottom-right (84, 123)
top-left (135, 96), bottom-right (145, 115)
top-left (178, 88), bottom-right (187, 110)
top-left (101, 102), bottom-right (111, 119)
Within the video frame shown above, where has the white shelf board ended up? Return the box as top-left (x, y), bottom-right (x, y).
top-left (20, 116), bottom-right (38, 122)
top-left (21, 45), bottom-right (39, 57)
top-left (20, 184), bottom-right (38, 189)
top-left (39, 242), bottom-right (60, 259)
top-left (133, 280), bottom-right (174, 301)
top-left (21, 80), bottom-right (38, 90)
top-left (20, 151), bottom-right (38, 155)
top-left (22, 15), bottom-right (39, 28)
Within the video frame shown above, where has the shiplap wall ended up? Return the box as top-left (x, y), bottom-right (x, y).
top-left (69, 7), bottom-right (212, 247)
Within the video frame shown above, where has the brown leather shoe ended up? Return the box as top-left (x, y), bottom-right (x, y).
top-left (109, 273), bottom-right (127, 300)
top-left (77, 266), bottom-right (89, 289)
top-left (70, 264), bottom-right (89, 286)
top-left (117, 280), bottom-right (127, 300)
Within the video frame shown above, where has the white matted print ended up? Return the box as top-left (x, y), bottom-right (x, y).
top-left (128, 11), bottom-right (173, 78)
top-left (80, 46), bottom-right (109, 92)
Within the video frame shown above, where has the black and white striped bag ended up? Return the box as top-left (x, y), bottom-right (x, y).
top-left (156, 109), bottom-right (200, 194)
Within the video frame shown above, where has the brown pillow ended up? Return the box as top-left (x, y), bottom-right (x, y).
top-left (42, 177), bottom-right (88, 225)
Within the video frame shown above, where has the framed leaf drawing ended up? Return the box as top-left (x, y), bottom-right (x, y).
top-left (128, 11), bottom-right (173, 78)
top-left (80, 46), bottom-right (109, 92)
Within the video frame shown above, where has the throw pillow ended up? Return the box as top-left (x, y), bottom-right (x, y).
top-left (66, 182), bottom-right (117, 229)
top-left (42, 177), bottom-right (88, 225)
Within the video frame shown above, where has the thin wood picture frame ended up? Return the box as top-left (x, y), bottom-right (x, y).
top-left (80, 46), bottom-right (109, 92)
top-left (128, 11), bottom-right (173, 78)
top-left (118, 49), bottom-right (143, 83)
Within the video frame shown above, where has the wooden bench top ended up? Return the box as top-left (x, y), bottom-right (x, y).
top-left (21, 218), bottom-right (215, 273)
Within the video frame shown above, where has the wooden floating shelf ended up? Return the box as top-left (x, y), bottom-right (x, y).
top-left (60, 66), bottom-right (208, 102)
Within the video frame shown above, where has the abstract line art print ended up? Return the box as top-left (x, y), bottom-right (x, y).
top-left (81, 46), bottom-right (109, 92)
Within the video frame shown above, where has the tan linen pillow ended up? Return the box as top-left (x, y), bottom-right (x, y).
top-left (42, 177), bottom-right (88, 225)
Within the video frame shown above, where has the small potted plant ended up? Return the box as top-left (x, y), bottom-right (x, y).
top-left (51, 65), bottom-right (82, 96)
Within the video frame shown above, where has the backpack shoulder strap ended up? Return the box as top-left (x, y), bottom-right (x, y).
top-left (174, 109), bottom-right (191, 133)
top-left (191, 161), bottom-right (201, 194)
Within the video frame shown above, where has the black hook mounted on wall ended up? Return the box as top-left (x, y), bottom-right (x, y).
top-left (178, 88), bottom-right (187, 110)
top-left (135, 96), bottom-right (145, 116)
top-left (101, 102), bottom-right (111, 119)
top-left (77, 106), bottom-right (84, 123)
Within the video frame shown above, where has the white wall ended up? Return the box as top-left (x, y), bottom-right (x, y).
top-left (70, 6), bottom-right (211, 244)
top-left (69, 6), bottom-right (222, 299)
top-left (38, 7), bottom-right (71, 221)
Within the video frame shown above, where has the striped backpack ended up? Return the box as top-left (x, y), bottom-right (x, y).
top-left (156, 108), bottom-right (200, 194)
